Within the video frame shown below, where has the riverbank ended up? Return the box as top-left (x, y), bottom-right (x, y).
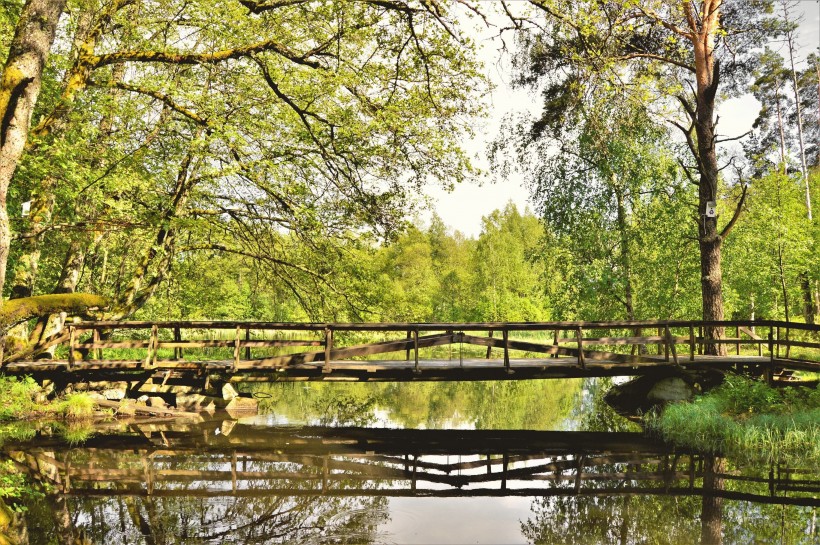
top-left (646, 374), bottom-right (820, 467)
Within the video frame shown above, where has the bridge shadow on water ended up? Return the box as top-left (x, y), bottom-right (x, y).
top-left (3, 420), bottom-right (818, 544)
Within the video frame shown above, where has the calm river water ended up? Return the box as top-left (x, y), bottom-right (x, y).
top-left (3, 378), bottom-right (818, 544)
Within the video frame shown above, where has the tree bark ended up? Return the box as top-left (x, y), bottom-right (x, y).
top-left (615, 184), bottom-right (635, 321)
top-left (689, 0), bottom-right (726, 354)
top-left (0, 0), bottom-right (67, 301)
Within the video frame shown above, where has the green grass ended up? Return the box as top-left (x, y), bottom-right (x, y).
top-left (646, 375), bottom-right (820, 468)
top-left (0, 375), bottom-right (98, 421)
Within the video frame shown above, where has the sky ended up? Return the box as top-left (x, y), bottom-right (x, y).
top-left (424, 1), bottom-right (820, 238)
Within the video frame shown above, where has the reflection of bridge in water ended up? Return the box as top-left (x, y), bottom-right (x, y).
top-left (7, 423), bottom-right (818, 507)
top-left (4, 320), bottom-right (819, 392)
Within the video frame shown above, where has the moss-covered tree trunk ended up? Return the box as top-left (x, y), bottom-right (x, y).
top-left (0, 0), bottom-right (68, 301)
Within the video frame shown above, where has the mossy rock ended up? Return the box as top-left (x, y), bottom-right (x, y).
top-left (0, 499), bottom-right (12, 530)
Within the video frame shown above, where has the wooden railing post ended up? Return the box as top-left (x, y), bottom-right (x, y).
top-left (323, 326), bottom-right (333, 374)
top-left (68, 326), bottom-right (76, 370)
top-left (658, 327), bottom-right (665, 356)
top-left (173, 326), bottom-right (182, 360)
top-left (736, 325), bottom-right (741, 355)
top-left (406, 330), bottom-right (412, 361)
top-left (576, 327), bottom-right (585, 369)
top-left (785, 325), bottom-right (791, 359)
top-left (232, 325), bottom-right (242, 372)
top-left (665, 325), bottom-right (678, 365)
top-left (486, 329), bottom-right (493, 359)
top-left (689, 325), bottom-right (696, 362)
top-left (144, 325), bottom-right (158, 369)
top-left (552, 328), bottom-right (559, 359)
top-left (92, 328), bottom-right (101, 360)
top-left (663, 326), bottom-right (670, 362)
top-left (503, 328), bottom-right (511, 373)
top-left (413, 328), bottom-right (420, 374)
top-left (245, 328), bottom-right (251, 360)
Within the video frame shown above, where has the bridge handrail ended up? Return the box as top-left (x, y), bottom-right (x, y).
top-left (69, 319), bottom-right (820, 332)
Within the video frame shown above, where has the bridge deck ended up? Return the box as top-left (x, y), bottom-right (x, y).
top-left (5, 355), bottom-right (807, 382)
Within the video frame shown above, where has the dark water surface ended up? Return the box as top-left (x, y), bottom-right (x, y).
top-left (3, 379), bottom-right (818, 544)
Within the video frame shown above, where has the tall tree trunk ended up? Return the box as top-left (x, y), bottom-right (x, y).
top-left (781, 1), bottom-right (812, 220)
top-left (689, 0), bottom-right (726, 354)
top-left (774, 83), bottom-right (787, 174)
top-left (615, 183), bottom-right (635, 321)
top-left (0, 0), bottom-right (68, 301)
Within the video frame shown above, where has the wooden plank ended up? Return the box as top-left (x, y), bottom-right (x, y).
top-left (245, 333), bottom-right (456, 369)
top-left (570, 336), bottom-right (669, 344)
top-left (94, 399), bottom-right (202, 418)
top-left (76, 341), bottom-right (151, 349)
top-left (775, 339), bottom-right (820, 350)
top-left (458, 335), bottom-right (656, 364)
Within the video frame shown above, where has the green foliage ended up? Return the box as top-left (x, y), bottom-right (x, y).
top-left (648, 376), bottom-right (820, 467)
top-left (0, 377), bottom-right (40, 420)
top-left (0, 460), bottom-right (41, 507)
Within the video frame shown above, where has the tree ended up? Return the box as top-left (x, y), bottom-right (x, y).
top-left (500, 0), bottom-right (778, 351)
top-left (470, 203), bottom-right (550, 321)
top-left (0, 0), bottom-right (487, 354)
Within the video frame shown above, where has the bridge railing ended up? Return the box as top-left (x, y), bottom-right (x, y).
top-left (9, 319), bottom-right (816, 376)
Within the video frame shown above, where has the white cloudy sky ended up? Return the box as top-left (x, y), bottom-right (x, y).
top-left (423, 1), bottom-right (820, 238)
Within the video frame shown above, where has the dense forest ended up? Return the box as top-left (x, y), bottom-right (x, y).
top-left (0, 0), bottom-right (817, 360)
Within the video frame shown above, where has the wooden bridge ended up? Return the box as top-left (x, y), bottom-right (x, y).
top-left (7, 423), bottom-right (819, 506)
top-left (4, 320), bottom-right (819, 388)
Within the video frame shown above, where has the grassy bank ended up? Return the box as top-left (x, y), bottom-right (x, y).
top-left (647, 375), bottom-right (820, 468)
top-left (0, 376), bottom-right (96, 421)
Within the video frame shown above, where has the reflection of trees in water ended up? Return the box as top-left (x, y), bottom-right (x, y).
top-left (26, 493), bottom-right (389, 544)
top-left (259, 379), bottom-right (582, 429)
top-left (522, 453), bottom-right (819, 545)
top-left (22, 447), bottom-right (390, 545)
top-left (522, 478), bottom-right (701, 544)
top-left (572, 377), bottom-right (639, 433)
